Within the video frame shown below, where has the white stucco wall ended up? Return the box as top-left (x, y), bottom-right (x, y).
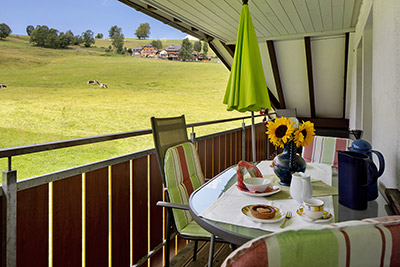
top-left (348, 0), bottom-right (400, 188)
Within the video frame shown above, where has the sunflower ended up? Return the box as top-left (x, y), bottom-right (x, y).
top-left (294, 121), bottom-right (315, 147)
top-left (266, 117), bottom-right (296, 148)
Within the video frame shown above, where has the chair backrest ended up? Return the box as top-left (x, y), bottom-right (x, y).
top-left (275, 108), bottom-right (297, 118)
top-left (151, 115), bottom-right (189, 184)
top-left (302, 135), bottom-right (353, 167)
top-left (164, 142), bottom-right (205, 232)
top-left (222, 215), bottom-right (400, 267)
top-left (151, 115), bottom-right (205, 232)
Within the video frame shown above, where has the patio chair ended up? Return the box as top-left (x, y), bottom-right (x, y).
top-left (302, 135), bottom-right (353, 168)
top-left (222, 215), bottom-right (400, 267)
top-left (151, 115), bottom-right (231, 267)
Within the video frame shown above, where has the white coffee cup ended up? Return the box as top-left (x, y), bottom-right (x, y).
top-left (301, 198), bottom-right (324, 219)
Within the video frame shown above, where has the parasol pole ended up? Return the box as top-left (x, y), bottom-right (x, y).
top-left (251, 111), bottom-right (256, 162)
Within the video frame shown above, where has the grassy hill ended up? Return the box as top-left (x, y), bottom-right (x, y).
top-left (0, 35), bottom-right (248, 179)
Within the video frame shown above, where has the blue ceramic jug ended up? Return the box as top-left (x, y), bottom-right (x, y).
top-left (348, 139), bottom-right (385, 200)
top-left (338, 151), bottom-right (380, 210)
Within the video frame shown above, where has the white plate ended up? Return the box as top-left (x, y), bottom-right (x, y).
top-left (241, 205), bottom-right (285, 223)
top-left (296, 207), bottom-right (333, 223)
top-left (237, 185), bottom-right (281, 197)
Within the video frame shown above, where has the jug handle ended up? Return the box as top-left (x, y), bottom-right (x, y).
top-left (371, 150), bottom-right (385, 178)
top-left (365, 157), bottom-right (380, 187)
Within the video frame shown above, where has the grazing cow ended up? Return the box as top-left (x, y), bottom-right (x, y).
top-left (0, 84), bottom-right (6, 89)
top-left (99, 83), bottom-right (108, 88)
top-left (87, 80), bottom-right (99, 85)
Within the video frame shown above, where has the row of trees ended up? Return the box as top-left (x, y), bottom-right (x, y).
top-left (27, 25), bottom-right (95, 48)
top-left (179, 39), bottom-right (209, 61)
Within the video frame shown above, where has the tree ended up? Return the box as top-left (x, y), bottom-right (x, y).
top-left (82, 30), bottom-right (95, 47)
top-left (44, 28), bottom-right (59, 48)
top-left (108, 25), bottom-right (122, 39)
top-left (0, 23), bottom-right (12, 40)
top-left (203, 42), bottom-right (209, 57)
top-left (26, 25), bottom-right (34, 36)
top-left (73, 34), bottom-right (83, 45)
top-left (30, 25), bottom-right (49, 46)
top-left (135, 23), bottom-right (150, 39)
top-left (151, 39), bottom-right (162, 50)
top-left (178, 38), bottom-right (194, 61)
top-left (193, 40), bottom-right (202, 56)
top-left (96, 33), bottom-right (103, 39)
top-left (58, 30), bottom-right (74, 48)
top-left (112, 33), bottom-right (124, 54)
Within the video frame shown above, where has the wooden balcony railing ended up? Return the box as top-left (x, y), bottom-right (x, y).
top-left (0, 115), bottom-right (271, 267)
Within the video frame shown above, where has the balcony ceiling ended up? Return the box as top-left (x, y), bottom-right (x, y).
top-left (119, 0), bottom-right (363, 43)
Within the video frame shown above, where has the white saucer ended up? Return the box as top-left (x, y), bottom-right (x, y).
top-left (296, 207), bottom-right (333, 223)
top-left (237, 185), bottom-right (281, 197)
top-left (241, 205), bottom-right (285, 223)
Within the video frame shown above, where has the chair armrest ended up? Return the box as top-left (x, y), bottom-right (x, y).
top-left (156, 201), bottom-right (189, 210)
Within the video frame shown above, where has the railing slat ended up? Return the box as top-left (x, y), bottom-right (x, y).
top-left (220, 135), bottom-right (227, 170)
top-left (17, 185), bottom-right (48, 267)
top-left (132, 157), bottom-right (148, 264)
top-left (111, 162), bottom-right (130, 267)
top-left (197, 139), bottom-right (206, 177)
top-left (86, 168), bottom-right (108, 267)
top-left (205, 139), bottom-right (213, 179)
top-left (149, 155), bottom-right (163, 249)
top-left (213, 137), bottom-right (220, 176)
top-left (53, 175), bottom-right (82, 267)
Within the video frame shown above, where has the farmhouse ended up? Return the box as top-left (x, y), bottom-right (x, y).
top-left (131, 46), bottom-right (142, 56)
top-left (140, 43), bottom-right (158, 57)
top-left (165, 44), bottom-right (181, 60)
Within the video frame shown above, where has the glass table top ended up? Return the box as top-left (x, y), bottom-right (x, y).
top-left (189, 162), bottom-right (393, 245)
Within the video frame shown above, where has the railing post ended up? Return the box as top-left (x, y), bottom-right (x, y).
top-left (241, 121), bottom-right (246, 161)
top-left (190, 127), bottom-right (196, 143)
top-left (2, 170), bottom-right (17, 267)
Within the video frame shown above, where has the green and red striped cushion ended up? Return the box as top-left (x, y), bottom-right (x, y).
top-left (223, 216), bottom-right (400, 267)
top-left (302, 136), bottom-right (353, 167)
top-left (164, 142), bottom-right (206, 235)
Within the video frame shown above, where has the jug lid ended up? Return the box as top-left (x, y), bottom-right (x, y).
top-left (351, 139), bottom-right (372, 151)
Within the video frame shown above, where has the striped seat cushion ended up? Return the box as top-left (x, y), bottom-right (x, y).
top-left (164, 142), bottom-right (205, 234)
top-left (302, 136), bottom-right (353, 167)
top-left (222, 216), bottom-right (400, 267)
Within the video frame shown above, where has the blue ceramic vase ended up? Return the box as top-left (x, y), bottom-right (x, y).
top-left (272, 141), bottom-right (306, 186)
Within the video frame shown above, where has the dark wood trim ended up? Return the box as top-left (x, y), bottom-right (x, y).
top-left (297, 117), bottom-right (349, 128)
top-left (343, 32), bottom-right (350, 119)
top-left (268, 90), bottom-right (280, 109)
top-left (267, 41), bottom-right (285, 108)
top-left (304, 37), bottom-right (316, 117)
top-left (208, 39), bottom-right (231, 71)
top-left (224, 44), bottom-right (235, 58)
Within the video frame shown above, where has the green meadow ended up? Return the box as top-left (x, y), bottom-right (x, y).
top-left (0, 35), bottom-right (248, 179)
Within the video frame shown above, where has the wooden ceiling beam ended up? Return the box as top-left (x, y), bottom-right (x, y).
top-left (208, 40), bottom-right (232, 71)
top-left (267, 41), bottom-right (285, 108)
top-left (304, 37), bottom-right (316, 118)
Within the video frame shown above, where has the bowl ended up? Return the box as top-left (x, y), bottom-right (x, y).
top-left (243, 178), bottom-right (271, 192)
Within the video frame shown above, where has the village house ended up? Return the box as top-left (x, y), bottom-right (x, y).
top-left (140, 43), bottom-right (158, 57)
top-left (165, 44), bottom-right (181, 60)
top-left (131, 46), bottom-right (142, 56)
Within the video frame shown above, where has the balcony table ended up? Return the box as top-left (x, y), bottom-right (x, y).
top-left (189, 160), bottom-right (393, 246)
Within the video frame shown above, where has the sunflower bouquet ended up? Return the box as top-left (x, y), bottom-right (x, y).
top-left (266, 117), bottom-right (315, 149)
